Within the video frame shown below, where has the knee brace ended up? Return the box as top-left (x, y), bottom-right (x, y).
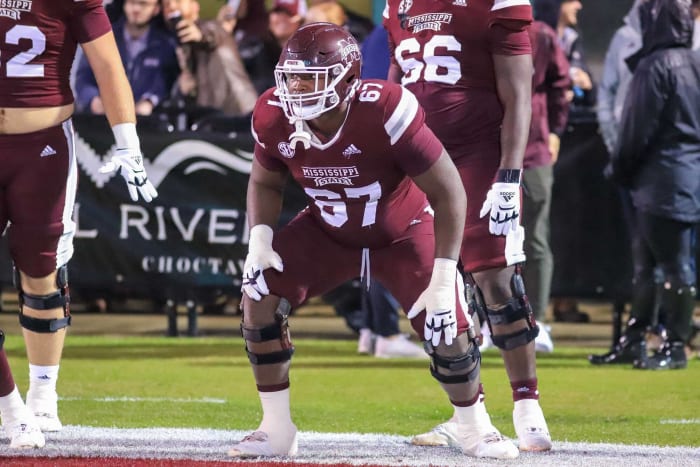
top-left (486, 265), bottom-right (539, 350)
top-left (14, 265), bottom-right (71, 333)
top-left (424, 331), bottom-right (481, 385)
top-left (464, 273), bottom-right (487, 324)
top-left (240, 298), bottom-right (295, 365)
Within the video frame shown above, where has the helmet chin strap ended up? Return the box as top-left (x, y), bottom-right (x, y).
top-left (289, 119), bottom-right (312, 150)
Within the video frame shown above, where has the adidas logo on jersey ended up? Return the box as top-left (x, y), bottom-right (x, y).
top-left (453, 0), bottom-right (467, 6)
top-left (342, 144), bottom-right (362, 157)
top-left (40, 145), bottom-right (57, 157)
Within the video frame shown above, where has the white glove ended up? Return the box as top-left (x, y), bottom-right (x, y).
top-left (241, 225), bottom-right (284, 301)
top-left (479, 182), bottom-right (520, 236)
top-left (100, 148), bottom-right (158, 202)
top-left (100, 123), bottom-right (158, 202)
top-left (406, 258), bottom-right (459, 346)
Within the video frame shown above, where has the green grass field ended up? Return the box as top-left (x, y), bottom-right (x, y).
top-left (4, 334), bottom-right (698, 448)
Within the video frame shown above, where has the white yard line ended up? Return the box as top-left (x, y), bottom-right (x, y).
top-left (0, 426), bottom-right (698, 466)
top-left (59, 396), bottom-right (227, 404)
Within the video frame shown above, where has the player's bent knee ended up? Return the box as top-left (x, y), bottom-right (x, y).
top-left (425, 331), bottom-right (481, 384)
top-left (14, 264), bottom-right (71, 333)
top-left (241, 298), bottom-right (295, 365)
top-left (486, 265), bottom-right (538, 350)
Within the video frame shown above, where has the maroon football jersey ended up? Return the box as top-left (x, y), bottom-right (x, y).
top-left (383, 0), bottom-right (532, 154)
top-left (0, 0), bottom-right (111, 107)
top-left (252, 80), bottom-right (444, 249)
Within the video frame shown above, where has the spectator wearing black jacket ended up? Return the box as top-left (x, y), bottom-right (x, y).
top-left (597, 0), bottom-right (700, 370)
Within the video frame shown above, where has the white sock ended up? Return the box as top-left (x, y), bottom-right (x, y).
top-left (0, 386), bottom-right (29, 425)
top-left (258, 388), bottom-right (293, 433)
top-left (28, 364), bottom-right (59, 397)
top-left (453, 398), bottom-right (491, 427)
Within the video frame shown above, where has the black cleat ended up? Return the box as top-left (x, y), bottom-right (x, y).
top-left (633, 341), bottom-right (687, 370)
top-left (589, 340), bottom-right (645, 365)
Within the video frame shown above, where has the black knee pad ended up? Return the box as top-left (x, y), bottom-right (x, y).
top-left (14, 264), bottom-right (71, 333)
top-left (425, 332), bottom-right (481, 384)
top-left (486, 264), bottom-right (539, 350)
top-left (240, 298), bottom-right (295, 365)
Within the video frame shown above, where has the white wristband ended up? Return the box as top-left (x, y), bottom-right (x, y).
top-left (112, 122), bottom-right (140, 149)
top-left (249, 224), bottom-right (274, 250)
top-left (432, 258), bottom-right (458, 286)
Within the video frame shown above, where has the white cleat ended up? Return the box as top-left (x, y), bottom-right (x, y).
top-left (454, 400), bottom-right (519, 459)
top-left (228, 426), bottom-right (298, 458)
top-left (410, 416), bottom-right (458, 446)
top-left (31, 412), bottom-right (63, 432)
top-left (27, 390), bottom-right (63, 432)
top-left (8, 421), bottom-right (45, 449)
top-left (535, 322), bottom-right (554, 353)
top-left (357, 328), bottom-right (374, 355)
top-left (513, 399), bottom-right (552, 452)
top-left (479, 325), bottom-right (494, 352)
top-left (374, 334), bottom-right (428, 359)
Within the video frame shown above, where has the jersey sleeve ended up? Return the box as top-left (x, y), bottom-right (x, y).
top-left (68, 0), bottom-right (113, 44)
top-left (251, 95), bottom-right (288, 173)
top-left (489, 0), bottom-right (532, 55)
top-left (381, 2), bottom-right (399, 69)
top-left (384, 86), bottom-right (443, 177)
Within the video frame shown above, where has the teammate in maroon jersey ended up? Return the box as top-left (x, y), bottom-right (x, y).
top-left (384, 0), bottom-right (552, 452)
top-left (0, 0), bottom-right (157, 446)
top-left (229, 22), bottom-right (519, 460)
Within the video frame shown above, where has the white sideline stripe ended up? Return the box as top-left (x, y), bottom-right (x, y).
top-left (59, 396), bottom-right (226, 404)
top-left (660, 418), bottom-right (700, 425)
top-left (1, 426), bottom-right (698, 466)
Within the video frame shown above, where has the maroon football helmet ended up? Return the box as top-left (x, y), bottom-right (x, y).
top-left (274, 22), bottom-right (362, 121)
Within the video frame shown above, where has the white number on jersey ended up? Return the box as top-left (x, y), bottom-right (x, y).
top-left (394, 35), bottom-right (461, 85)
top-left (358, 82), bottom-right (383, 102)
top-left (2, 25), bottom-right (46, 78)
top-left (305, 182), bottom-right (382, 228)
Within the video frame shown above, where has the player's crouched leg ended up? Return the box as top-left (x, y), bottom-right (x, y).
top-left (424, 332), bottom-right (519, 459)
top-left (228, 296), bottom-right (298, 458)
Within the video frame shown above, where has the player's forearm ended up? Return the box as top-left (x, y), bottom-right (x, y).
top-left (432, 201), bottom-right (465, 261)
top-left (499, 95), bottom-right (530, 169)
top-left (494, 54), bottom-right (532, 169)
top-left (82, 32), bottom-right (137, 126)
top-left (246, 182), bottom-right (284, 229)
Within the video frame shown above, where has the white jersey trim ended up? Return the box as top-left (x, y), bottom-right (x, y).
top-left (57, 120), bottom-right (78, 269)
top-left (492, 0), bottom-right (531, 11)
top-left (251, 115), bottom-right (264, 148)
top-left (384, 88), bottom-right (419, 145)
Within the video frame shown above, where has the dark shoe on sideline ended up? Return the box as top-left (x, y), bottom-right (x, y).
top-left (553, 308), bottom-right (590, 323)
top-left (589, 340), bottom-right (645, 365)
top-left (633, 341), bottom-right (687, 370)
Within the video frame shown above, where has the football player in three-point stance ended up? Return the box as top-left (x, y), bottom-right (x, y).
top-left (0, 0), bottom-right (156, 448)
top-left (384, 0), bottom-right (552, 451)
top-left (232, 22), bottom-right (519, 460)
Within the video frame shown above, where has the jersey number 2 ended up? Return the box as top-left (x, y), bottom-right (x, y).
top-left (1, 25), bottom-right (46, 78)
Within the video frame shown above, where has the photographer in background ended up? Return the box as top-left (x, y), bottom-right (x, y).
top-left (162, 0), bottom-right (258, 116)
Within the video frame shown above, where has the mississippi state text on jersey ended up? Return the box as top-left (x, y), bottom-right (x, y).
top-left (252, 80), bottom-right (444, 249)
top-left (383, 0), bottom-right (532, 153)
top-left (0, 0), bottom-right (111, 107)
